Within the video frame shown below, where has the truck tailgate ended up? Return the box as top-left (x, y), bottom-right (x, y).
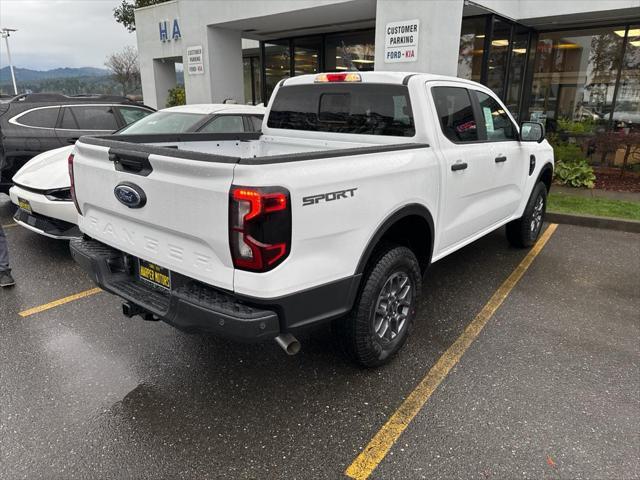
top-left (73, 140), bottom-right (236, 291)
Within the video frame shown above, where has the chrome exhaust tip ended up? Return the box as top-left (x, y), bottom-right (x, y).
top-left (275, 333), bottom-right (301, 355)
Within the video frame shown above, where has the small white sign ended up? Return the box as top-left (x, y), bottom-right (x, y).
top-left (384, 19), bottom-right (419, 63)
top-left (187, 45), bottom-right (204, 75)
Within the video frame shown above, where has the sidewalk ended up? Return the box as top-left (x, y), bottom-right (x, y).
top-left (552, 185), bottom-right (640, 203)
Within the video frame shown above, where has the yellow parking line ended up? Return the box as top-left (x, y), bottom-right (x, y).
top-left (1, 223), bottom-right (17, 228)
top-left (19, 288), bottom-right (103, 318)
top-left (345, 224), bottom-right (559, 480)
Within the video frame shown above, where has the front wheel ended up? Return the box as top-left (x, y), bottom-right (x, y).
top-left (333, 245), bottom-right (422, 367)
top-left (506, 182), bottom-right (547, 248)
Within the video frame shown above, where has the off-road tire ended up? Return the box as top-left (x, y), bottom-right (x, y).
top-left (334, 245), bottom-right (422, 367)
top-left (506, 182), bottom-right (547, 248)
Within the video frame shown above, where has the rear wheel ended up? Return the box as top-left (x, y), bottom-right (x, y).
top-left (506, 182), bottom-right (547, 248)
top-left (334, 245), bottom-right (422, 367)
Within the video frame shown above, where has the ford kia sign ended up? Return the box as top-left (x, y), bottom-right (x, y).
top-left (114, 183), bottom-right (147, 209)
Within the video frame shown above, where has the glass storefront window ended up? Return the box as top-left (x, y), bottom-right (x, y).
top-left (504, 29), bottom-right (529, 119)
top-left (529, 27), bottom-right (625, 130)
top-left (613, 26), bottom-right (640, 131)
top-left (325, 30), bottom-right (375, 71)
top-left (243, 56), bottom-right (262, 105)
top-left (264, 40), bottom-right (290, 102)
top-left (486, 18), bottom-right (511, 97)
top-left (457, 17), bottom-right (485, 82)
top-left (243, 58), bottom-right (253, 104)
top-left (253, 57), bottom-right (262, 105)
top-left (294, 36), bottom-right (321, 75)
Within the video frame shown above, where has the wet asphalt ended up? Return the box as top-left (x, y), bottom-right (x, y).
top-left (1, 195), bottom-right (638, 480)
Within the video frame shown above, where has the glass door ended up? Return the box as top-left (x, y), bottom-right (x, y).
top-left (294, 36), bottom-right (321, 75)
top-left (264, 40), bottom-right (290, 101)
top-left (486, 17), bottom-right (512, 98)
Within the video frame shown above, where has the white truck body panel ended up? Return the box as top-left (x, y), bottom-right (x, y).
top-left (72, 72), bottom-right (553, 301)
top-left (74, 140), bottom-right (238, 291)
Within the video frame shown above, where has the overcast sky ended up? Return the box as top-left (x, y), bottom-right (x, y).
top-left (0, 0), bottom-right (136, 70)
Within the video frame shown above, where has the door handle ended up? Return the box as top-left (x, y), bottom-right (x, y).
top-left (451, 162), bottom-right (468, 171)
top-left (495, 155), bottom-right (507, 163)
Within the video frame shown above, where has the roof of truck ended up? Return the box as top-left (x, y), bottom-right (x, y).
top-left (163, 104), bottom-right (265, 115)
top-left (281, 71), bottom-right (482, 88)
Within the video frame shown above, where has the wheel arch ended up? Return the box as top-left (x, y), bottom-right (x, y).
top-left (355, 203), bottom-right (434, 276)
top-left (537, 162), bottom-right (554, 193)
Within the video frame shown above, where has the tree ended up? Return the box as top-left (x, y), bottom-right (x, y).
top-left (113, 0), bottom-right (171, 33)
top-left (105, 46), bottom-right (141, 96)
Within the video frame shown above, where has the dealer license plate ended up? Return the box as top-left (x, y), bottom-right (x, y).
top-left (139, 259), bottom-right (171, 290)
top-left (18, 197), bottom-right (32, 214)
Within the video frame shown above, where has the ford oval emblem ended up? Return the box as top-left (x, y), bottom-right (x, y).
top-left (114, 182), bottom-right (147, 209)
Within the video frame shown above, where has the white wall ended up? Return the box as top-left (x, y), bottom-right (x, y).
top-left (475, 0), bottom-right (640, 20)
top-left (374, 0), bottom-right (464, 75)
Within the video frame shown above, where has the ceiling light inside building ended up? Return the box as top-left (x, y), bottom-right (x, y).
top-left (557, 43), bottom-right (581, 49)
top-left (630, 40), bottom-right (640, 46)
top-left (491, 39), bottom-right (509, 47)
top-left (512, 48), bottom-right (527, 54)
top-left (352, 59), bottom-right (374, 63)
top-left (615, 28), bottom-right (640, 37)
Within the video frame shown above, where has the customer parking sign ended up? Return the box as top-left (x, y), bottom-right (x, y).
top-left (384, 19), bottom-right (419, 63)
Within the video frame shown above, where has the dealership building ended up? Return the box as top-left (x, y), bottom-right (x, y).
top-left (134, 0), bottom-right (640, 130)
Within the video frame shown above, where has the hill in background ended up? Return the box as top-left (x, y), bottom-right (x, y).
top-left (0, 66), bottom-right (110, 83)
top-left (0, 66), bottom-right (184, 97)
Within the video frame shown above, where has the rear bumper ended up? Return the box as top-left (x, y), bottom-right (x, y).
top-left (70, 237), bottom-right (360, 341)
top-left (9, 185), bottom-right (78, 224)
top-left (13, 208), bottom-right (81, 240)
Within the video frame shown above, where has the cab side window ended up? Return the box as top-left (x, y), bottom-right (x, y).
top-left (473, 91), bottom-right (517, 141)
top-left (432, 87), bottom-right (478, 143)
top-left (247, 115), bottom-right (263, 132)
top-left (68, 106), bottom-right (119, 131)
top-left (118, 106), bottom-right (152, 126)
top-left (18, 107), bottom-right (60, 128)
top-left (198, 115), bottom-right (245, 133)
top-left (59, 108), bottom-right (78, 129)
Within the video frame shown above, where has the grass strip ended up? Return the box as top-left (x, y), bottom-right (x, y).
top-left (548, 192), bottom-right (640, 221)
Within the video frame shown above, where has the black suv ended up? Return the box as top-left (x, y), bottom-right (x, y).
top-left (0, 93), bottom-right (154, 193)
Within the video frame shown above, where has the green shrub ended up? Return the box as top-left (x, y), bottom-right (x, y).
top-left (166, 86), bottom-right (185, 107)
top-left (554, 160), bottom-right (596, 189)
top-left (557, 117), bottom-right (596, 134)
top-left (553, 143), bottom-right (584, 164)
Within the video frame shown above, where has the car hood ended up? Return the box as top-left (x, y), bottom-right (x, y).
top-left (12, 145), bottom-right (74, 190)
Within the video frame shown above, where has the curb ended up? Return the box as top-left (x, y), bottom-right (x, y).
top-left (546, 212), bottom-right (640, 233)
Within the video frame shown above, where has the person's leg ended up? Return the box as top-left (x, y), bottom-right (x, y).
top-left (0, 223), bottom-right (9, 272)
top-left (0, 223), bottom-right (14, 286)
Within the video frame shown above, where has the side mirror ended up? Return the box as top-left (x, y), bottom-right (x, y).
top-left (520, 121), bottom-right (545, 143)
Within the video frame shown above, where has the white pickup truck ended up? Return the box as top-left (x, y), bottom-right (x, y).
top-left (69, 72), bottom-right (553, 366)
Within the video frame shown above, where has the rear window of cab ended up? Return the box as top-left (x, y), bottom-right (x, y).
top-left (267, 84), bottom-right (415, 137)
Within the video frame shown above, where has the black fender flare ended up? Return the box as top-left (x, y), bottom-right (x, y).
top-left (355, 203), bottom-right (435, 275)
top-left (536, 162), bottom-right (554, 190)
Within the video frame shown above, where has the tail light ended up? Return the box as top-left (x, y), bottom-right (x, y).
top-left (229, 186), bottom-right (291, 272)
top-left (68, 153), bottom-right (82, 215)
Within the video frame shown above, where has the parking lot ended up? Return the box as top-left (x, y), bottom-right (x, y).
top-left (1, 196), bottom-right (638, 480)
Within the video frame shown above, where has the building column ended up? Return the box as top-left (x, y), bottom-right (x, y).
top-left (206, 27), bottom-right (244, 103)
top-left (151, 59), bottom-right (177, 109)
top-left (374, 0), bottom-right (464, 76)
top-left (140, 58), bottom-right (177, 110)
